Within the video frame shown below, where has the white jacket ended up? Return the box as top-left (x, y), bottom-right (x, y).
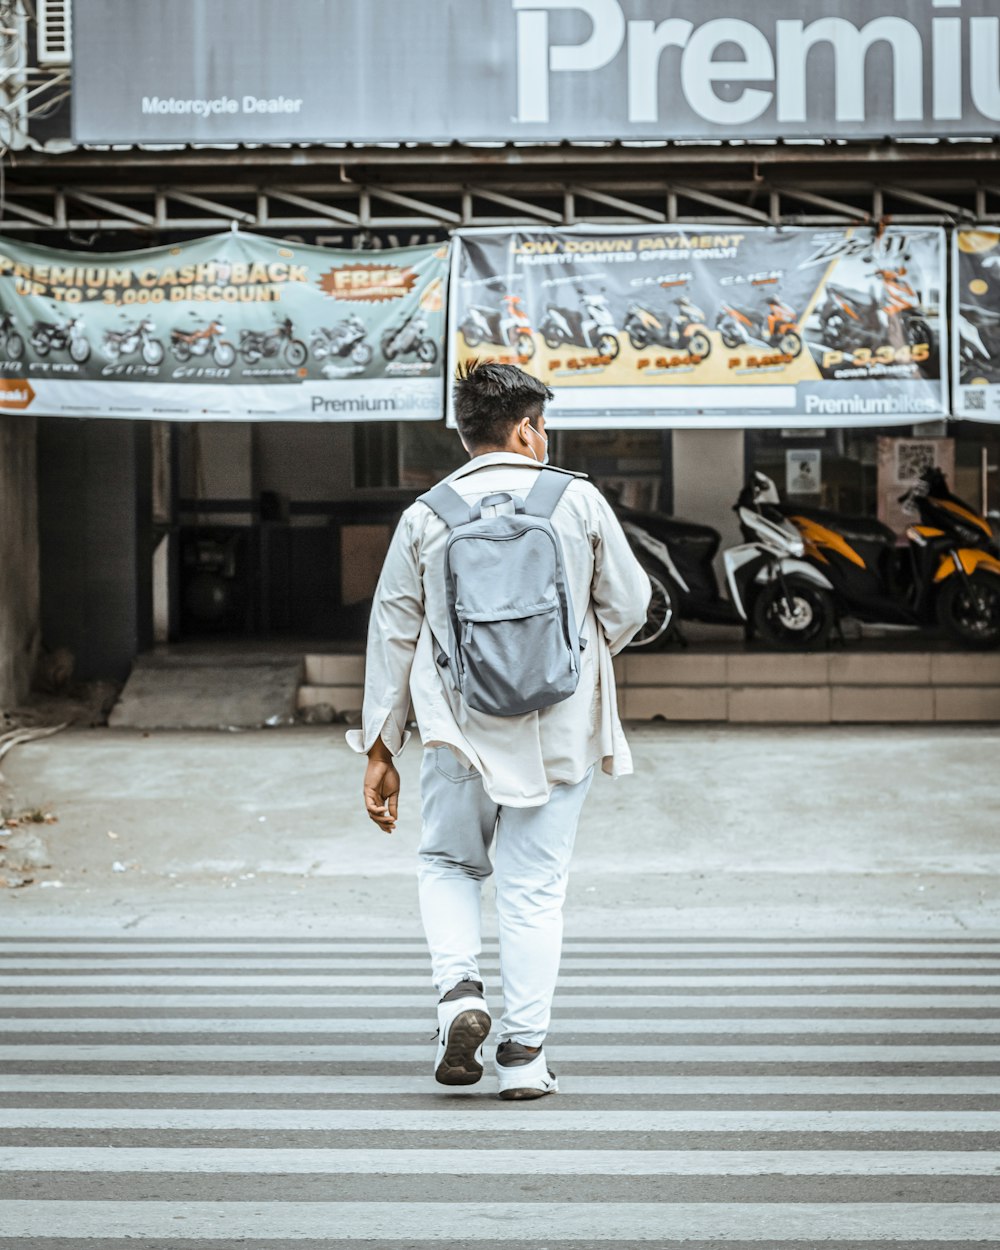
top-left (346, 452), bottom-right (652, 806)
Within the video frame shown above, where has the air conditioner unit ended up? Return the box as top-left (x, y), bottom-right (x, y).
top-left (37, 0), bottom-right (71, 66)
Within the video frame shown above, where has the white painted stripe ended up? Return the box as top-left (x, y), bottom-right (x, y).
top-left (3, 940), bottom-right (995, 950)
top-left (1, 1147), bottom-right (996, 1176)
top-left (8, 956), bottom-right (1000, 970)
top-left (3, 1073), bottom-right (997, 1095)
top-left (1, 992), bottom-right (998, 1009)
top-left (0, 1200), bottom-right (994, 1239)
top-left (2, 1016), bottom-right (996, 1035)
top-left (3, 942), bottom-right (999, 954)
top-left (0, 1108), bottom-right (995, 1131)
top-left (2, 1042), bottom-right (993, 1063)
top-left (3, 973), bottom-right (999, 987)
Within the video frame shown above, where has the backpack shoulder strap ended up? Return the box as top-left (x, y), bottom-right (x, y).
top-left (523, 467), bottom-right (576, 519)
top-left (417, 482), bottom-right (473, 530)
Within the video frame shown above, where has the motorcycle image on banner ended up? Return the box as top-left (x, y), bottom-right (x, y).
top-left (954, 229), bottom-right (1000, 423)
top-left (30, 310), bottom-right (91, 363)
top-left (102, 315), bottom-right (165, 366)
top-left (170, 317), bottom-right (237, 367)
top-left (458, 278), bottom-right (536, 359)
top-left (447, 226), bottom-right (947, 429)
top-left (0, 233), bottom-right (448, 421)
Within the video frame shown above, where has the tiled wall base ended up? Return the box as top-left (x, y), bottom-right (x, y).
top-left (298, 652), bottom-right (1000, 724)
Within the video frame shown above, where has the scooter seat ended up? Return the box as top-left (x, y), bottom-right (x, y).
top-left (783, 504), bottom-right (896, 548)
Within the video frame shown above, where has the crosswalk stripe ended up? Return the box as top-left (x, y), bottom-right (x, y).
top-left (1, 1147), bottom-right (996, 1175)
top-left (0, 1200), bottom-right (995, 1240)
top-left (1, 1108), bottom-right (996, 1131)
top-left (2, 1015), bottom-right (997, 1034)
top-left (2, 1042), bottom-right (996, 1063)
top-left (3, 935), bottom-right (996, 1245)
top-left (3, 941), bottom-right (999, 954)
top-left (2, 1073), bottom-right (996, 1094)
top-left (2, 992), bottom-right (998, 1007)
top-left (6, 955), bottom-right (1000, 969)
top-left (4, 973), bottom-right (999, 986)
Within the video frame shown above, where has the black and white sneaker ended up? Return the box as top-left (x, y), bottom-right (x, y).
top-left (495, 1039), bottom-right (558, 1100)
top-left (433, 978), bottom-right (491, 1086)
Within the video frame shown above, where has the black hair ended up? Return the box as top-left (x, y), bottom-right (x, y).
top-left (452, 359), bottom-right (554, 449)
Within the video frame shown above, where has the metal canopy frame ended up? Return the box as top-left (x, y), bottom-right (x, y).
top-left (0, 146), bottom-right (997, 236)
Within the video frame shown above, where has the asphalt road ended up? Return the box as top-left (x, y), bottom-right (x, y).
top-left (0, 933), bottom-right (998, 1247)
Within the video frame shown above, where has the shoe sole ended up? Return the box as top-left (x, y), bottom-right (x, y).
top-left (498, 1084), bottom-right (557, 1101)
top-left (434, 1008), bottom-right (491, 1086)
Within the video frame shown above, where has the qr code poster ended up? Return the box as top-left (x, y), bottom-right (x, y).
top-left (877, 437), bottom-right (955, 535)
top-left (953, 230), bottom-right (1000, 422)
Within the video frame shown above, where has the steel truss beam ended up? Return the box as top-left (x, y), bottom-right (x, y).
top-left (0, 167), bottom-right (996, 235)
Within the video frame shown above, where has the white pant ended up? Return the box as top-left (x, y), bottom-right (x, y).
top-left (416, 745), bottom-right (594, 1047)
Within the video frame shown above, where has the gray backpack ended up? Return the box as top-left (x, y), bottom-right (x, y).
top-left (418, 467), bottom-right (585, 717)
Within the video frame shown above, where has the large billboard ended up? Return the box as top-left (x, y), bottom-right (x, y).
top-left (0, 233), bottom-right (447, 421)
top-left (953, 229), bottom-right (1000, 423)
top-left (72, 0), bottom-right (1000, 146)
top-left (447, 226), bottom-right (948, 429)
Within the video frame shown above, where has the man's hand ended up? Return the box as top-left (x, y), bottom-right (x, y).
top-left (363, 739), bottom-right (400, 834)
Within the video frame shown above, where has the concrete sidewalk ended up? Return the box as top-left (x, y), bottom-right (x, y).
top-left (1, 723), bottom-right (998, 936)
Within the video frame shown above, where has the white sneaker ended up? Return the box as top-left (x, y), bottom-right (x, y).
top-left (433, 978), bottom-right (491, 1086)
top-left (495, 1040), bottom-right (559, 1100)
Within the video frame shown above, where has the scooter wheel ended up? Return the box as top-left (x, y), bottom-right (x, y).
top-left (751, 577), bottom-right (833, 651)
top-left (778, 331), bottom-right (803, 359)
top-left (626, 557), bottom-right (678, 650)
top-left (514, 332), bottom-right (535, 360)
top-left (937, 571), bottom-right (1000, 649)
top-left (687, 331), bottom-right (711, 359)
top-left (597, 333), bottom-right (620, 360)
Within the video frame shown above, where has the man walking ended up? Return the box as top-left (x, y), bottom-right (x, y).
top-left (347, 361), bottom-right (650, 1099)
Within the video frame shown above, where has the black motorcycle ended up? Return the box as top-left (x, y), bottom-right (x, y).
top-left (766, 467), bottom-right (1000, 650)
top-left (30, 313), bottom-right (91, 363)
top-left (612, 498), bottom-right (739, 649)
top-left (0, 310), bottom-right (24, 359)
top-left (310, 315), bottom-right (373, 365)
top-left (381, 313), bottom-right (438, 364)
top-left (239, 317), bottom-right (308, 366)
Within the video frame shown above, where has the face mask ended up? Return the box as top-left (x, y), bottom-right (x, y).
top-left (527, 423), bottom-right (549, 465)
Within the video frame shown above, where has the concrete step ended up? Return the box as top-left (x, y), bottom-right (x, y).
top-left (111, 656), bottom-right (303, 730)
top-left (299, 650), bottom-right (1000, 725)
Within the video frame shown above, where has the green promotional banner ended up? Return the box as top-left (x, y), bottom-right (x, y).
top-left (0, 233), bottom-right (448, 421)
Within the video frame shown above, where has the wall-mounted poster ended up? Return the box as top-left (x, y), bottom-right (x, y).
top-left (786, 449), bottom-right (822, 496)
top-left (0, 233), bottom-right (448, 421)
top-left (448, 225), bottom-right (948, 429)
top-left (877, 436), bottom-right (955, 537)
top-left (953, 229), bottom-right (1000, 423)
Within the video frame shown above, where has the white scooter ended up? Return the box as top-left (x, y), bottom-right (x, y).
top-left (724, 472), bottom-right (837, 650)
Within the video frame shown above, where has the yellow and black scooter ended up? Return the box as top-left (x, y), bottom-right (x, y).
top-left (757, 466), bottom-right (1000, 650)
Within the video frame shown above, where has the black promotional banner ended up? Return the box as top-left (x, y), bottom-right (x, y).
top-left (0, 233), bottom-right (448, 421)
top-left (448, 226), bottom-right (948, 429)
top-left (953, 229), bottom-right (1000, 423)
